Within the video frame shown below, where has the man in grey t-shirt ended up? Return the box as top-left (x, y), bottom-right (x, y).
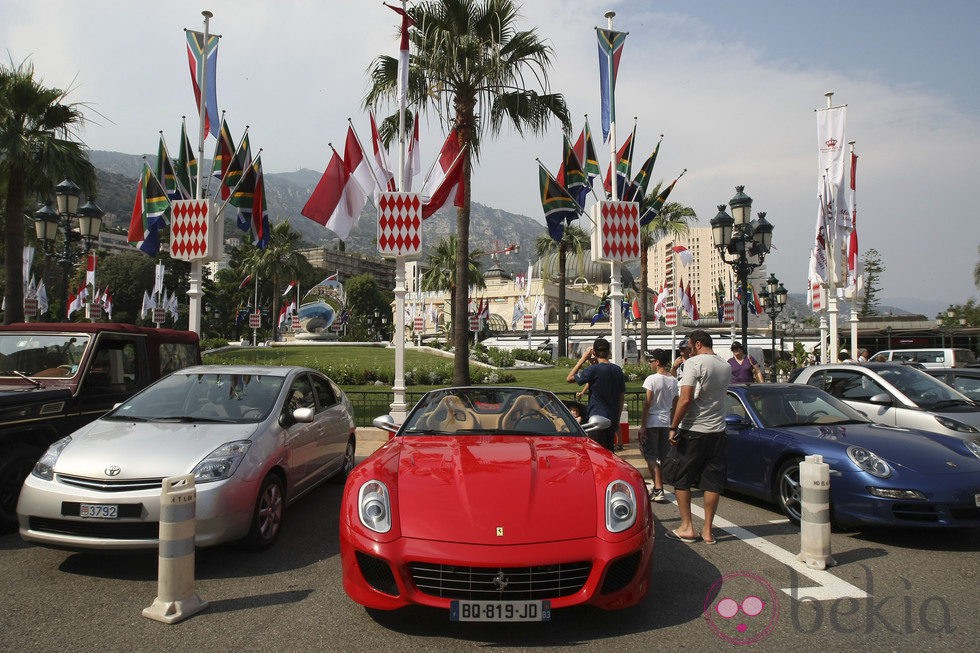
top-left (665, 330), bottom-right (732, 545)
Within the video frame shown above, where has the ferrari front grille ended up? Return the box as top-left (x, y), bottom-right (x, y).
top-left (408, 561), bottom-right (591, 600)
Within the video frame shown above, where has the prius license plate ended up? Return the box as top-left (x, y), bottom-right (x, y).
top-left (450, 600), bottom-right (550, 622)
top-left (79, 503), bottom-right (118, 519)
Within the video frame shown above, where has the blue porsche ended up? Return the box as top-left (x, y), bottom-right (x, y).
top-left (724, 384), bottom-right (980, 529)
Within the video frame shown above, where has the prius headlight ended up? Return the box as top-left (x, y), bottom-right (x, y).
top-left (605, 480), bottom-right (637, 533)
top-left (358, 480), bottom-right (391, 533)
top-left (191, 440), bottom-right (251, 482)
top-left (934, 415), bottom-right (979, 433)
top-left (32, 436), bottom-right (71, 480)
top-left (847, 445), bottom-right (892, 478)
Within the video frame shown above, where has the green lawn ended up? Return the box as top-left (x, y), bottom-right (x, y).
top-left (204, 344), bottom-right (648, 394)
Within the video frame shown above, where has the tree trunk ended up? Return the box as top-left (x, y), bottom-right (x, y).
top-left (452, 148), bottom-right (471, 385)
top-left (3, 166), bottom-right (27, 324)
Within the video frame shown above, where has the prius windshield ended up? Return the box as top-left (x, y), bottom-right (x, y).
top-left (107, 372), bottom-right (285, 424)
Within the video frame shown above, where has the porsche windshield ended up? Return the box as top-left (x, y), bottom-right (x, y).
top-left (107, 372), bottom-right (285, 424)
top-left (401, 387), bottom-right (583, 435)
top-left (0, 334), bottom-right (90, 378)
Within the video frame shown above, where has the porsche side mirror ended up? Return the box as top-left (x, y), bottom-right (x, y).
top-left (725, 414), bottom-right (752, 428)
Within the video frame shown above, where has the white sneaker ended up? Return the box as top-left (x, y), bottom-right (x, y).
top-left (650, 488), bottom-right (667, 503)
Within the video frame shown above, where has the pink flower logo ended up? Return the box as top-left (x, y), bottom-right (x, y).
top-left (704, 571), bottom-right (780, 645)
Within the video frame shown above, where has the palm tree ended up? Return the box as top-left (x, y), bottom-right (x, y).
top-left (638, 183), bottom-right (696, 361)
top-left (365, 0), bottom-right (570, 384)
top-left (534, 224), bottom-right (590, 357)
top-left (421, 234), bottom-right (485, 338)
top-left (235, 221), bottom-right (307, 340)
top-left (1, 59), bottom-right (94, 323)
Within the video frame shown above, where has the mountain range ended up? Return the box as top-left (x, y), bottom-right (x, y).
top-left (89, 150), bottom-right (541, 274)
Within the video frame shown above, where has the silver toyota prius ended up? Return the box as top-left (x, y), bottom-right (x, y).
top-left (17, 365), bottom-right (356, 551)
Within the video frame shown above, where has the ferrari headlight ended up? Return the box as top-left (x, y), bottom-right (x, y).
top-left (32, 436), bottom-right (71, 480)
top-left (605, 480), bottom-right (637, 533)
top-left (358, 480), bottom-right (391, 533)
top-left (191, 440), bottom-right (251, 482)
top-left (934, 415), bottom-right (979, 433)
top-left (847, 445), bottom-right (892, 478)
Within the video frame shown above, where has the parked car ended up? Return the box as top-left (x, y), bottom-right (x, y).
top-left (724, 384), bottom-right (980, 528)
top-left (0, 323), bottom-right (200, 530)
top-left (926, 367), bottom-right (980, 402)
top-left (341, 387), bottom-right (653, 620)
top-left (790, 363), bottom-right (980, 439)
top-left (869, 348), bottom-right (976, 369)
top-left (17, 365), bottom-right (355, 551)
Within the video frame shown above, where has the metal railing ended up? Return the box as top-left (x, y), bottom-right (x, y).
top-left (345, 390), bottom-right (647, 427)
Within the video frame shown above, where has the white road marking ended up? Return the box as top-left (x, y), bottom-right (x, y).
top-left (669, 498), bottom-right (868, 600)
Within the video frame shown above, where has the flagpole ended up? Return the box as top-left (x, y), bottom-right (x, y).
top-left (605, 10), bottom-right (624, 366)
top-left (188, 9), bottom-right (213, 337)
top-left (252, 271), bottom-right (259, 347)
top-left (386, 0), bottom-right (412, 423)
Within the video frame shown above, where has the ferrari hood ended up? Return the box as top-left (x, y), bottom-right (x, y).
top-left (394, 436), bottom-right (599, 545)
top-left (54, 418), bottom-right (259, 480)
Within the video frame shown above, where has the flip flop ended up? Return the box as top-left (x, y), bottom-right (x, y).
top-left (701, 532), bottom-right (717, 545)
top-left (665, 529), bottom-right (698, 544)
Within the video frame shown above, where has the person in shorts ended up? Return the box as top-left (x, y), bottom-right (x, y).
top-left (639, 349), bottom-right (678, 503)
top-left (567, 337), bottom-right (625, 452)
top-left (664, 330), bottom-right (732, 544)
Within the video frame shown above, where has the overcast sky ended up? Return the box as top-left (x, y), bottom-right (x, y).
top-left (4, 0), bottom-right (979, 315)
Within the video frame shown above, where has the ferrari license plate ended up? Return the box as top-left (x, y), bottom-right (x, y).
top-left (450, 600), bottom-right (550, 622)
top-left (79, 503), bottom-right (118, 519)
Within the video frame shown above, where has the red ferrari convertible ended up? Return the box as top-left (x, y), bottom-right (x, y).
top-left (340, 387), bottom-right (654, 621)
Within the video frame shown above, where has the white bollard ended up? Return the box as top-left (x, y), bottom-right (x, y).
top-left (796, 455), bottom-right (836, 570)
top-left (143, 475), bottom-right (209, 623)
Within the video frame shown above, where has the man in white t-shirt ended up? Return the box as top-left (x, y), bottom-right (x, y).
top-left (640, 349), bottom-right (678, 503)
top-left (666, 330), bottom-right (732, 545)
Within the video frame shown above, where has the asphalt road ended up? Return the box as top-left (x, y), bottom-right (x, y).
top-left (1, 435), bottom-right (977, 652)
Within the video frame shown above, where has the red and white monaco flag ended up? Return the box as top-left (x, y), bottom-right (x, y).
top-left (403, 113), bottom-right (420, 191)
top-left (302, 150), bottom-right (368, 240)
top-left (369, 111), bottom-right (396, 193)
top-left (385, 2), bottom-right (415, 106)
top-left (845, 150), bottom-right (860, 297)
top-left (86, 253), bottom-right (97, 290)
top-left (344, 126), bottom-right (376, 199)
top-left (671, 245), bottom-right (693, 266)
top-left (420, 132), bottom-right (466, 218)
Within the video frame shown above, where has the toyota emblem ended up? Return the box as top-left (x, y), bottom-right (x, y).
top-left (105, 465), bottom-right (121, 476)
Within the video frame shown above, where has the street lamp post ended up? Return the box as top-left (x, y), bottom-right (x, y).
top-left (885, 325), bottom-right (893, 350)
top-left (33, 179), bottom-right (104, 318)
top-left (710, 186), bottom-right (774, 351)
top-left (758, 273), bottom-right (788, 382)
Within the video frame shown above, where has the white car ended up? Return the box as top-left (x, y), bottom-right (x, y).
top-left (17, 365), bottom-right (355, 551)
top-left (791, 363), bottom-right (980, 440)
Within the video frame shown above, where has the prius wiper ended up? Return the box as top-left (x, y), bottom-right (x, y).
top-left (930, 399), bottom-right (974, 409)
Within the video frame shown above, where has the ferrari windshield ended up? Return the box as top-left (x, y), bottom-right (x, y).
top-left (401, 387), bottom-right (583, 436)
top-left (0, 334), bottom-right (89, 378)
top-left (107, 372), bottom-right (285, 424)
top-left (740, 385), bottom-right (870, 428)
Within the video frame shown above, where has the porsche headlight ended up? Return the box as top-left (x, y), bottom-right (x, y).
top-left (605, 480), bottom-right (637, 533)
top-left (32, 436), bottom-right (71, 480)
top-left (191, 440), bottom-right (251, 482)
top-left (934, 415), bottom-right (980, 434)
top-left (358, 480), bottom-right (391, 533)
top-left (965, 439), bottom-right (980, 462)
top-left (847, 445), bottom-right (892, 478)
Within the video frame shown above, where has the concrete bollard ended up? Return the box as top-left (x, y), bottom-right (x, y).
top-left (143, 475), bottom-right (208, 624)
top-left (620, 409), bottom-right (630, 445)
top-left (796, 455), bottom-right (836, 570)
